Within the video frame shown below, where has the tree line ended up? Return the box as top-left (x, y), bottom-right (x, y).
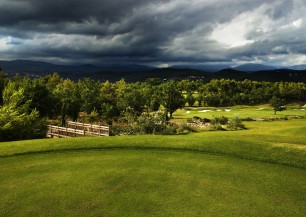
top-left (0, 70), bottom-right (305, 141)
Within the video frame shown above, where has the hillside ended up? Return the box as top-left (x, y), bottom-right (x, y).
top-left (232, 63), bottom-right (276, 72)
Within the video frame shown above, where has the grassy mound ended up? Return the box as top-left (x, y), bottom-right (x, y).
top-left (0, 119), bottom-right (305, 216)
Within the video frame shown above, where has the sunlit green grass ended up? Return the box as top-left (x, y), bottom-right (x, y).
top-left (1, 150), bottom-right (305, 217)
top-left (0, 119), bottom-right (305, 168)
top-left (0, 117), bottom-right (305, 216)
top-left (173, 104), bottom-right (306, 119)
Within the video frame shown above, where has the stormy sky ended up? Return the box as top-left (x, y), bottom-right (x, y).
top-left (0, 0), bottom-right (305, 67)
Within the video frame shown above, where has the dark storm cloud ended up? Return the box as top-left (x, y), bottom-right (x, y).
top-left (0, 0), bottom-right (306, 66)
top-left (0, 0), bottom-right (159, 25)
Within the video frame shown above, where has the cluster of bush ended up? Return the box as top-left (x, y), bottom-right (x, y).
top-left (110, 111), bottom-right (192, 136)
top-left (110, 112), bottom-right (246, 136)
top-left (188, 116), bottom-right (246, 131)
top-left (210, 116), bottom-right (246, 130)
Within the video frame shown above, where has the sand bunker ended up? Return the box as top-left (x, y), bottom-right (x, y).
top-left (198, 110), bottom-right (211, 113)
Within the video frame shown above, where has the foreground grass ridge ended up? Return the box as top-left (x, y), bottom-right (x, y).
top-left (0, 140), bottom-right (305, 169)
top-left (1, 119), bottom-right (306, 169)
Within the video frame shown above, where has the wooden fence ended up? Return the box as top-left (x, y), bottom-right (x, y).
top-left (47, 121), bottom-right (109, 138)
top-left (47, 125), bottom-right (85, 138)
top-left (67, 121), bottom-right (109, 137)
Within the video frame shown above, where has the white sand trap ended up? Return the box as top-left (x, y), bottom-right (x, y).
top-left (199, 110), bottom-right (211, 113)
top-left (186, 111), bottom-right (190, 113)
top-left (301, 109), bottom-right (305, 111)
top-left (217, 109), bottom-right (222, 111)
top-left (225, 109), bottom-right (231, 112)
top-left (257, 108), bottom-right (265, 110)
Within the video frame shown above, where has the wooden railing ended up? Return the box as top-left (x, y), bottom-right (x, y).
top-left (47, 125), bottom-right (85, 138)
top-left (67, 121), bottom-right (109, 137)
top-left (47, 121), bottom-right (109, 138)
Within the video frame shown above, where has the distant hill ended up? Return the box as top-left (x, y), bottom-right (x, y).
top-left (1, 60), bottom-right (306, 82)
top-left (288, 65), bottom-right (306, 70)
top-left (0, 60), bottom-right (156, 78)
top-left (232, 63), bottom-right (276, 72)
top-left (169, 64), bottom-right (230, 72)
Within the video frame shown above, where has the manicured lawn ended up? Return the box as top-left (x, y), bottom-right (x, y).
top-left (0, 117), bottom-right (305, 216)
top-left (1, 150), bottom-right (305, 217)
top-left (173, 104), bottom-right (306, 119)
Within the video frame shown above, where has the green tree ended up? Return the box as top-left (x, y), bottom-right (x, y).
top-left (3, 78), bottom-right (56, 118)
top-left (140, 81), bottom-right (162, 112)
top-left (160, 80), bottom-right (185, 119)
top-left (39, 72), bottom-right (62, 91)
top-left (0, 82), bottom-right (47, 141)
top-left (100, 80), bottom-right (120, 123)
top-left (0, 69), bottom-right (7, 105)
top-left (54, 79), bottom-right (81, 125)
top-left (122, 83), bottom-right (146, 116)
top-left (186, 92), bottom-right (195, 106)
top-left (78, 78), bottom-right (101, 114)
top-left (25, 79), bottom-right (56, 117)
top-left (0, 105), bottom-right (47, 142)
top-left (2, 81), bottom-right (24, 108)
top-left (270, 96), bottom-right (286, 114)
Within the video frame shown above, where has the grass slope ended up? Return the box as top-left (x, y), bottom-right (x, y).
top-left (1, 119), bottom-right (305, 168)
top-left (0, 119), bottom-right (306, 216)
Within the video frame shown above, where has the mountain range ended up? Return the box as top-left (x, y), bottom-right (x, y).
top-left (169, 63), bottom-right (306, 72)
top-left (0, 60), bottom-right (306, 82)
top-left (0, 60), bottom-right (155, 74)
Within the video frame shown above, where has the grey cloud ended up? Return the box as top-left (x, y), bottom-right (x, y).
top-left (0, 0), bottom-right (305, 65)
top-left (0, 0), bottom-right (162, 25)
top-left (265, 0), bottom-right (294, 19)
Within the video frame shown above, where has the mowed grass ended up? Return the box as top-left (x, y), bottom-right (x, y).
top-left (174, 104), bottom-right (306, 119)
top-left (1, 150), bottom-right (305, 217)
top-left (0, 117), bottom-right (306, 216)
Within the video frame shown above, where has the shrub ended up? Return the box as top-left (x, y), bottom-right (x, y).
top-left (176, 122), bottom-right (193, 134)
top-left (86, 108), bottom-right (100, 124)
top-left (136, 112), bottom-right (166, 134)
top-left (163, 124), bottom-right (178, 135)
top-left (227, 116), bottom-right (246, 130)
top-left (208, 123), bottom-right (225, 131)
top-left (208, 115), bottom-right (246, 131)
top-left (209, 116), bottom-right (228, 130)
